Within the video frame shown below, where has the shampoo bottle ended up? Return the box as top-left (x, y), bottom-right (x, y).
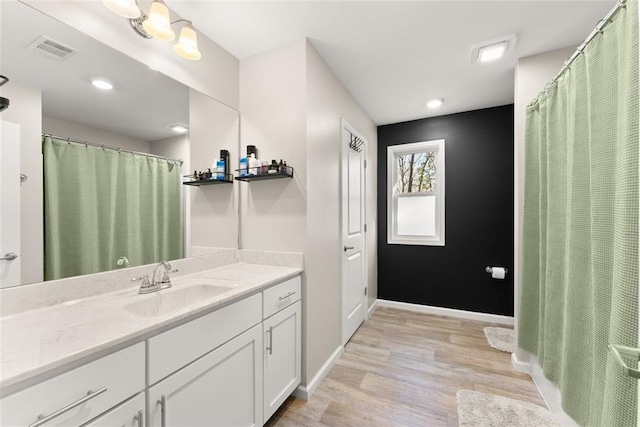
top-left (240, 156), bottom-right (248, 177)
top-left (216, 158), bottom-right (225, 180)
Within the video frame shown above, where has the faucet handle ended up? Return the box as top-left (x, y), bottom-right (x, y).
top-left (160, 269), bottom-right (179, 284)
top-left (131, 275), bottom-right (151, 287)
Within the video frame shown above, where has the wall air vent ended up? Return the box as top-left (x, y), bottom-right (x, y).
top-left (26, 36), bottom-right (80, 62)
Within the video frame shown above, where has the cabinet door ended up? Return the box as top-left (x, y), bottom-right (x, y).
top-left (148, 324), bottom-right (263, 427)
top-left (263, 301), bottom-right (301, 423)
top-left (82, 393), bottom-right (144, 427)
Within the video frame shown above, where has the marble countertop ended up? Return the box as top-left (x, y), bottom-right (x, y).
top-left (0, 262), bottom-right (302, 391)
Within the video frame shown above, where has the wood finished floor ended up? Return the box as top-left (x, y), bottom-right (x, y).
top-left (265, 307), bottom-right (544, 427)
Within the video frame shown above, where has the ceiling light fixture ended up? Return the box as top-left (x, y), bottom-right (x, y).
top-left (101, 0), bottom-right (141, 19)
top-left (91, 78), bottom-right (114, 90)
top-left (478, 41), bottom-right (507, 63)
top-left (170, 123), bottom-right (189, 133)
top-left (470, 34), bottom-right (517, 65)
top-left (427, 98), bottom-right (444, 109)
top-left (103, 0), bottom-right (202, 61)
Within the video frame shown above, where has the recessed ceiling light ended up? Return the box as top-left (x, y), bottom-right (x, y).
top-left (170, 124), bottom-right (189, 133)
top-left (91, 79), bottom-right (114, 90)
top-left (427, 98), bottom-right (444, 109)
top-left (470, 34), bottom-right (517, 65)
top-left (478, 41), bottom-right (508, 63)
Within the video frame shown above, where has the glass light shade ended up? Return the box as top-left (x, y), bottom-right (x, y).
top-left (102, 0), bottom-right (141, 19)
top-left (142, 0), bottom-right (175, 41)
top-left (173, 25), bottom-right (202, 60)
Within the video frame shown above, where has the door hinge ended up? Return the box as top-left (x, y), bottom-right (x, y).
top-left (364, 223), bottom-right (367, 233)
top-left (364, 287), bottom-right (368, 296)
top-left (364, 160), bottom-right (367, 169)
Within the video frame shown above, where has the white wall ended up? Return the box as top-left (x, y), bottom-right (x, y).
top-left (189, 89), bottom-right (239, 251)
top-left (0, 80), bottom-right (43, 284)
top-left (42, 116), bottom-right (151, 153)
top-left (239, 40), bottom-right (308, 254)
top-left (305, 40), bottom-right (377, 382)
top-left (513, 46), bottom-right (575, 365)
top-left (240, 39), bottom-right (378, 387)
top-left (22, 0), bottom-right (239, 110)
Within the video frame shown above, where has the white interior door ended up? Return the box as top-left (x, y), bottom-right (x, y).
top-left (341, 119), bottom-right (367, 345)
top-left (0, 120), bottom-right (21, 288)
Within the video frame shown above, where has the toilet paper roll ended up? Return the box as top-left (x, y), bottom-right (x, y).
top-left (491, 267), bottom-right (506, 280)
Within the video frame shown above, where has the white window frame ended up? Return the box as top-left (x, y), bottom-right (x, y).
top-left (387, 139), bottom-right (445, 246)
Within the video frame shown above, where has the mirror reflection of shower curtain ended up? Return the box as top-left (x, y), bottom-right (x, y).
top-left (43, 136), bottom-right (183, 281)
top-left (519, 1), bottom-right (638, 425)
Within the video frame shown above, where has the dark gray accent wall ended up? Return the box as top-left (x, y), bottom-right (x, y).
top-left (377, 104), bottom-right (514, 316)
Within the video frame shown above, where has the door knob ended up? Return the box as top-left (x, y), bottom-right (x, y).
top-left (0, 252), bottom-right (17, 261)
top-left (344, 246), bottom-right (354, 252)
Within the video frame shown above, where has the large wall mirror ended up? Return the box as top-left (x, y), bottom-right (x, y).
top-left (0, 1), bottom-right (239, 288)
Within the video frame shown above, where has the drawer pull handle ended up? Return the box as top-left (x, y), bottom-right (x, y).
top-left (160, 395), bottom-right (168, 427)
top-left (278, 291), bottom-right (296, 301)
top-left (30, 386), bottom-right (108, 427)
top-left (135, 410), bottom-right (144, 427)
top-left (267, 326), bottom-right (273, 355)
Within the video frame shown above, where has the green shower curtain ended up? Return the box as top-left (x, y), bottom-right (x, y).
top-left (43, 136), bottom-right (183, 281)
top-left (519, 1), bottom-right (638, 425)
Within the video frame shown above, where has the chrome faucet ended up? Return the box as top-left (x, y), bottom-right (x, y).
top-left (132, 261), bottom-right (178, 294)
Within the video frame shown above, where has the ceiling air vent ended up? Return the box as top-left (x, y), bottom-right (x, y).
top-left (26, 36), bottom-right (80, 62)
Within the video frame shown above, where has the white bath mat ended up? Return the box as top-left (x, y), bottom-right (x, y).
top-left (456, 390), bottom-right (558, 427)
top-left (483, 327), bottom-right (514, 353)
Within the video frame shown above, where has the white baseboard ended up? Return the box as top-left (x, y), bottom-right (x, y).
top-left (367, 299), bottom-right (378, 318)
top-left (376, 299), bottom-right (514, 326)
top-left (511, 352), bottom-right (531, 374)
top-left (293, 345), bottom-right (344, 401)
top-left (530, 356), bottom-right (580, 427)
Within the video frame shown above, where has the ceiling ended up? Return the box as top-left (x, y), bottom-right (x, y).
top-left (0, 2), bottom-right (189, 142)
top-left (171, 0), bottom-right (614, 125)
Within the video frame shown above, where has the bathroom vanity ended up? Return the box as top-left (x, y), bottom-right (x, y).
top-left (0, 255), bottom-right (302, 427)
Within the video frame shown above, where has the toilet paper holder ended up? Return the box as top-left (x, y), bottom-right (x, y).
top-left (485, 266), bottom-right (508, 274)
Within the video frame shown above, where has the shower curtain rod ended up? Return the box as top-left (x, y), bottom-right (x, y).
top-left (528, 0), bottom-right (627, 108)
top-left (43, 133), bottom-right (184, 166)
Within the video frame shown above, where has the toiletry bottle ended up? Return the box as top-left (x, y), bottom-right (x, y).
top-left (220, 149), bottom-right (230, 178)
top-left (216, 158), bottom-right (225, 180)
top-left (269, 160), bottom-right (278, 174)
top-left (247, 145), bottom-right (258, 159)
top-left (249, 153), bottom-right (259, 175)
top-left (278, 159), bottom-right (284, 173)
top-left (240, 156), bottom-right (248, 177)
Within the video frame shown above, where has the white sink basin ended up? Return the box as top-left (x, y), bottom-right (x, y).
top-left (125, 282), bottom-right (239, 317)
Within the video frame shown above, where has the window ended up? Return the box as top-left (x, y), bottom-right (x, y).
top-left (387, 139), bottom-right (445, 246)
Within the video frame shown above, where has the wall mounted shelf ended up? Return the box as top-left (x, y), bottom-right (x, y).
top-left (183, 174), bottom-right (234, 186)
top-left (234, 166), bottom-right (294, 182)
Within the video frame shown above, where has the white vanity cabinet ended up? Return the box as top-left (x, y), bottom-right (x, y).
top-left (262, 277), bottom-right (302, 423)
top-left (147, 324), bottom-right (263, 427)
top-left (82, 393), bottom-right (145, 427)
top-left (0, 343), bottom-right (145, 427)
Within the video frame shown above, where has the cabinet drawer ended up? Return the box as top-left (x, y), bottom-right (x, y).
top-left (148, 293), bottom-right (262, 385)
top-left (263, 276), bottom-right (301, 319)
top-left (83, 393), bottom-right (145, 427)
top-left (0, 343), bottom-right (144, 427)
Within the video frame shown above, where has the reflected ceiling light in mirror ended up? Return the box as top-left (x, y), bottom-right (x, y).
top-left (91, 78), bottom-right (114, 90)
top-left (170, 123), bottom-right (189, 133)
top-left (173, 22), bottom-right (201, 61)
top-left (142, 0), bottom-right (175, 41)
top-left (427, 98), bottom-right (443, 109)
top-left (101, 0), bottom-right (141, 19)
